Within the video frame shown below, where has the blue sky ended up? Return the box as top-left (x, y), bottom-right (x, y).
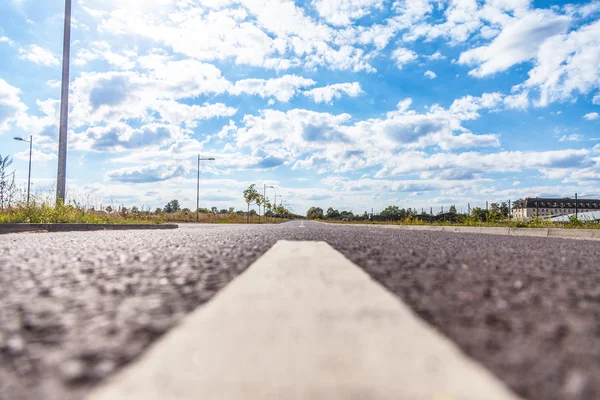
top-left (1, 0), bottom-right (599, 214)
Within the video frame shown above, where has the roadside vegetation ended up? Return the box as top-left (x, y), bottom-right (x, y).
top-left (0, 195), bottom-right (292, 225)
top-left (0, 196), bottom-right (292, 225)
top-left (307, 204), bottom-right (600, 230)
top-left (0, 155), bottom-right (296, 224)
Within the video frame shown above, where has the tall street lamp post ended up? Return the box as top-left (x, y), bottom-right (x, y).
top-left (197, 155), bottom-right (215, 222)
top-left (56, 0), bottom-right (72, 204)
top-left (14, 136), bottom-right (33, 205)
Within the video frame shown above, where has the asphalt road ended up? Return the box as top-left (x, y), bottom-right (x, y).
top-left (1, 221), bottom-right (599, 400)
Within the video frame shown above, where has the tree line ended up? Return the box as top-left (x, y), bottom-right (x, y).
top-left (307, 202), bottom-right (518, 223)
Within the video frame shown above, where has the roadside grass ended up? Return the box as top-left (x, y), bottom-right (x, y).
top-left (323, 216), bottom-right (600, 230)
top-left (160, 212), bottom-right (286, 224)
top-left (0, 202), bottom-right (164, 224)
top-left (0, 202), bottom-right (286, 225)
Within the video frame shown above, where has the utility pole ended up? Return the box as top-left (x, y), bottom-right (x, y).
top-left (56, 0), bottom-right (72, 203)
top-left (575, 192), bottom-right (578, 220)
top-left (508, 199), bottom-right (511, 221)
top-left (468, 203), bottom-right (471, 215)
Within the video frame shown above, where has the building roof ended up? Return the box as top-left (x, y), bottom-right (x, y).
top-left (514, 198), bottom-right (600, 209)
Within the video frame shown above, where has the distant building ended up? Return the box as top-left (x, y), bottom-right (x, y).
top-left (513, 198), bottom-right (600, 220)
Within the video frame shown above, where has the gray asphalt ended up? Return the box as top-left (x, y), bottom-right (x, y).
top-left (1, 221), bottom-right (599, 400)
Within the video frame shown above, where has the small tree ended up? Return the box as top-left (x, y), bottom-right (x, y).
top-left (326, 207), bottom-right (340, 219)
top-left (263, 199), bottom-right (272, 220)
top-left (0, 154), bottom-right (16, 210)
top-left (164, 199), bottom-right (181, 213)
top-left (471, 207), bottom-right (486, 221)
top-left (449, 205), bottom-right (457, 214)
top-left (307, 206), bottom-right (324, 219)
top-left (500, 202), bottom-right (509, 217)
top-left (243, 184), bottom-right (259, 223)
top-left (380, 205), bottom-right (400, 219)
top-left (255, 194), bottom-right (267, 222)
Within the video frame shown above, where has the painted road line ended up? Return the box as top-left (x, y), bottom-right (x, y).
top-left (299, 221), bottom-right (305, 228)
top-left (88, 241), bottom-right (522, 400)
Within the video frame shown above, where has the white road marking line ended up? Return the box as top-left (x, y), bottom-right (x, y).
top-left (88, 241), bottom-right (522, 400)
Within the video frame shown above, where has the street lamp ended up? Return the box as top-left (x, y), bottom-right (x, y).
top-left (264, 184), bottom-right (274, 221)
top-left (14, 136), bottom-right (33, 206)
top-left (197, 155), bottom-right (215, 222)
top-left (56, 0), bottom-right (72, 204)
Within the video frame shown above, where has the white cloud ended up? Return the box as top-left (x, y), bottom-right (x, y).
top-left (448, 92), bottom-right (504, 120)
top-left (232, 94), bottom-right (504, 175)
top-left (0, 36), bottom-right (15, 46)
top-left (229, 75), bottom-right (316, 102)
top-left (151, 102), bottom-right (238, 127)
top-left (74, 41), bottom-right (137, 70)
top-left (391, 47), bottom-right (418, 69)
top-left (504, 90), bottom-right (529, 110)
top-left (594, 94), bottom-right (600, 105)
top-left (523, 19), bottom-right (600, 106)
top-left (425, 51), bottom-right (445, 61)
top-left (0, 79), bottom-right (27, 133)
top-left (17, 44), bottom-right (60, 67)
top-left (46, 80), bottom-right (61, 88)
top-left (566, 1), bottom-right (600, 18)
top-left (96, 0), bottom-right (378, 72)
top-left (313, 0), bottom-right (384, 26)
top-left (479, 25), bottom-right (500, 39)
top-left (404, 0), bottom-right (482, 44)
top-left (15, 99), bottom-right (59, 143)
top-left (303, 82), bottom-right (363, 103)
top-left (73, 123), bottom-right (187, 152)
top-left (584, 112), bottom-right (599, 121)
top-left (559, 133), bottom-right (584, 142)
top-left (14, 148), bottom-right (57, 162)
top-left (322, 176), bottom-right (479, 194)
top-left (459, 10), bottom-right (570, 77)
top-left (106, 163), bottom-right (187, 183)
top-left (68, 60), bottom-right (231, 127)
top-left (375, 149), bottom-right (594, 179)
top-left (424, 70), bottom-right (436, 79)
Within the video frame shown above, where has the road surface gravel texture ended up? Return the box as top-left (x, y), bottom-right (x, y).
top-left (0, 221), bottom-right (598, 400)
